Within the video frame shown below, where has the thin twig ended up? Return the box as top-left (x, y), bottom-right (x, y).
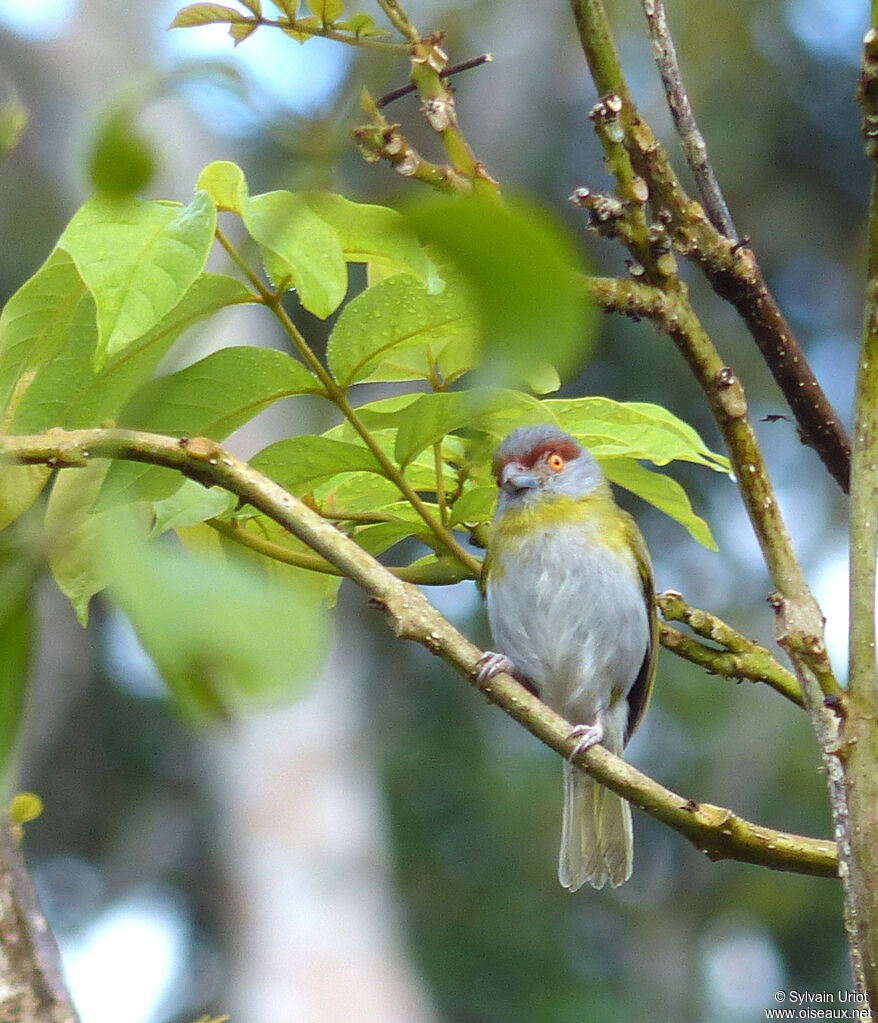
top-left (658, 591), bottom-right (804, 708)
top-left (207, 517), bottom-right (472, 584)
top-left (377, 53), bottom-right (493, 108)
top-left (215, 226), bottom-right (481, 575)
top-left (640, 0), bottom-right (736, 238)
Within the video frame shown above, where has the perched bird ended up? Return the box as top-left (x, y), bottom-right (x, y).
top-left (477, 424), bottom-right (657, 891)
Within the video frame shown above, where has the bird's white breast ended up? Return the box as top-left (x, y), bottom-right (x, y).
top-left (486, 520), bottom-right (649, 733)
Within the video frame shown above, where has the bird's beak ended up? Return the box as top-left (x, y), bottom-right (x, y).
top-left (500, 462), bottom-right (540, 492)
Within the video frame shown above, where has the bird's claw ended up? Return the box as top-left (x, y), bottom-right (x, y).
top-left (568, 719), bottom-right (604, 761)
top-left (475, 650), bottom-right (516, 684)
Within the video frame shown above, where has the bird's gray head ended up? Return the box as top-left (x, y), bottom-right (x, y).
top-left (491, 424), bottom-right (605, 510)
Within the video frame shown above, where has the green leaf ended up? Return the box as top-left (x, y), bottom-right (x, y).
top-left (0, 598), bottom-right (32, 777)
top-left (197, 160), bottom-right (248, 213)
top-left (243, 190), bottom-right (346, 317)
top-left (169, 3), bottom-right (251, 27)
top-left (282, 15), bottom-right (321, 42)
top-left (249, 435), bottom-right (383, 493)
top-left (88, 108), bottom-right (157, 198)
top-left (0, 248), bottom-right (91, 417)
top-left (392, 389), bottom-right (548, 467)
top-left (230, 20), bottom-right (258, 43)
top-left (0, 465), bottom-right (51, 531)
top-left (0, 533), bottom-right (39, 775)
top-left (351, 519), bottom-right (427, 554)
top-left (8, 792), bottom-right (43, 825)
top-left (302, 194), bottom-right (429, 280)
top-left (12, 273), bottom-right (253, 432)
top-left (327, 273), bottom-right (476, 387)
top-left (342, 12), bottom-right (381, 36)
top-left (312, 471), bottom-right (399, 512)
top-left (0, 89), bottom-right (28, 160)
top-left (306, 0), bottom-right (343, 22)
top-left (600, 457), bottom-right (718, 551)
top-left (75, 274), bottom-right (254, 426)
top-left (151, 479), bottom-right (236, 536)
top-left (108, 536), bottom-right (330, 720)
top-left (118, 345), bottom-right (323, 433)
top-left (449, 485), bottom-right (497, 526)
top-left (45, 462), bottom-right (152, 625)
top-left (404, 195), bottom-right (597, 385)
top-left (545, 397), bottom-right (729, 471)
top-left (524, 363), bottom-right (561, 395)
top-left (59, 190), bottom-right (217, 367)
top-left (98, 346), bottom-right (323, 507)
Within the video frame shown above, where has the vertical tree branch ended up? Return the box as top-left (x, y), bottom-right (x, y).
top-left (569, 0), bottom-right (630, 101)
top-left (0, 819), bottom-right (81, 1023)
top-left (842, 21), bottom-right (878, 1005)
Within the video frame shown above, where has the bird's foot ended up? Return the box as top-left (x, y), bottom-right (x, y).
top-left (568, 716), bottom-right (604, 761)
top-left (475, 650), bottom-right (517, 684)
top-left (475, 651), bottom-right (539, 696)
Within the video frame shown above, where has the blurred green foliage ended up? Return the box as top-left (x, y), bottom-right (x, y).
top-left (0, 0), bottom-right (867, 1020)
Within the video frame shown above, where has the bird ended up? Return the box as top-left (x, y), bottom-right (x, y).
top-left (476, 424), bottom-right (657, 891)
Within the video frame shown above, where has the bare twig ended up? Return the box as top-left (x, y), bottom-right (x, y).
top-left (377, 53), bottom-right (493, 108)
top-left (0, 427), bottom-right (839, 878)
top-left (658, 591), bottom-right (804, 708)
top-left (640, 0), bottom-right (736, 238)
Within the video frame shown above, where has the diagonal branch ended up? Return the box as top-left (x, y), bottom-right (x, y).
top-left (568, 0), bottom-right (851, 494)
top-left (620, 104), bottom-right (852, 493)
top-left (658, 590), bottom-right (804, 708)
top-left (0, 427), bottom-right (838, 878)
top-left (639, 0), bottom-right (736, 238)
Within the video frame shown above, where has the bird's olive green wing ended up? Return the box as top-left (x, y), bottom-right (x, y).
top-left (624, 516), bottom-right (658, 745)
top-left (478, 547), bottom-right (490, 599)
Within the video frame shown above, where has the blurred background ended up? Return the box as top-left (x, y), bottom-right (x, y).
top-left (0, 0), bottom-right (869, 1020)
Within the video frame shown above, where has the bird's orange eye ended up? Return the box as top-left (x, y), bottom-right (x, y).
top-left (547, 452), bottom-right (565, 472)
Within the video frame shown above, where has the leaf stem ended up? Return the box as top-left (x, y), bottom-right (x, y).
top-left (207, 517), bottom-right (473, 584)
top-left (209, 15), bottom-right (413, 53)
top-left (433, 441), bottom-right (449, 526)
top-left (213, 226), bottom-right (479, 572)
top-left (374, 0), bottom-right (419, 43)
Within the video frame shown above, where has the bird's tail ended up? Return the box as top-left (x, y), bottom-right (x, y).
top-left (559, 760), bottom-right (633, 891)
